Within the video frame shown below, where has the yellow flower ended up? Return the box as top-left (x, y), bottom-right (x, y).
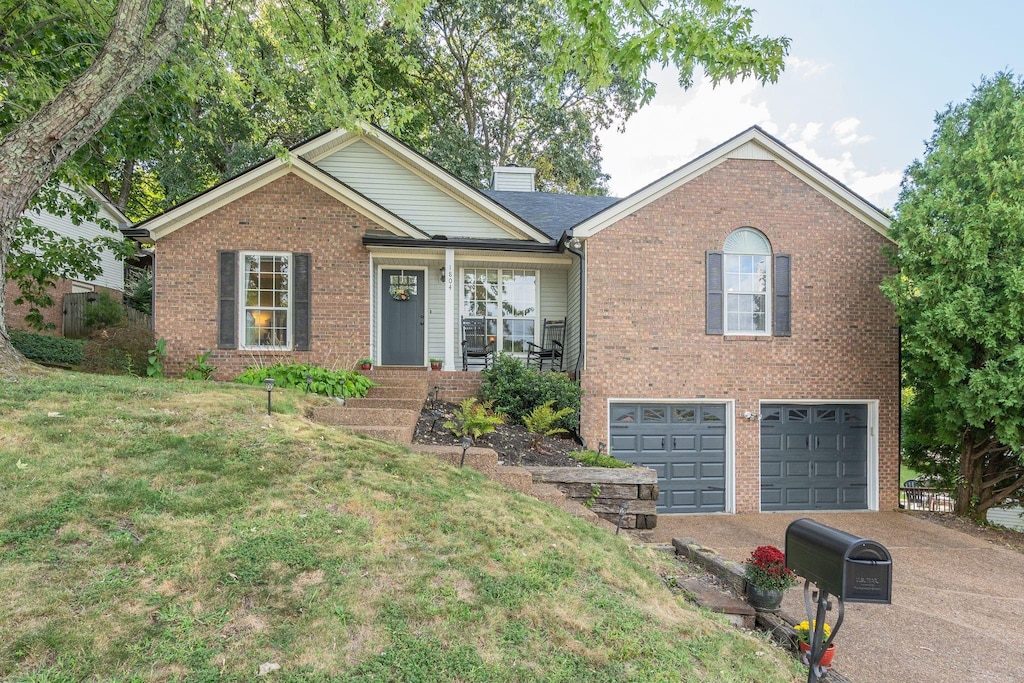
top-left (794, 620), bottom-right (831, 643)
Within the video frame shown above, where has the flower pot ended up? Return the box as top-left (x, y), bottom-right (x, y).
top-left (745, 583), bottom-right (784, 611)
top-left (360, 363), bottom-right (372, 371)
top-left (798, 641), bottom-right (836, 669)
top-left (430, 362), bottom-right (443, 371)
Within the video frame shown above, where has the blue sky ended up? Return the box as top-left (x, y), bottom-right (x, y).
top-left (598, 1), bottom-right (1024, 209)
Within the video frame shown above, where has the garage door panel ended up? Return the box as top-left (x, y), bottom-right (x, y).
top-left (612, 402), bottom-right (727, 513)
top-left (610, 435), bottom-right (636, 451)
top-left (641, 435), bottom-right (667, 452)
top-left (672, 435), bottom-right (697, 451)
top-left (761, 403), bottom-right (869, 512)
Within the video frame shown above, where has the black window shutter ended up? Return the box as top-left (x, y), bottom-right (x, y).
top-left (218, 250), bottom-right (237, 349)
top-left (773, 253), bottom-right (792, 337)
top-left (292, 253), bottom-right (311, 351)
top-left (706, 250), bottom-right (724, 335)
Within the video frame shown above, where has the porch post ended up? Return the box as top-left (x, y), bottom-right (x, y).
top-left (444, 248), bottom-right (456, 370)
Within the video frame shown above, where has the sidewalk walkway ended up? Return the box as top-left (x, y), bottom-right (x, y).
top-left (651, 512), bottom-right (1024, 683)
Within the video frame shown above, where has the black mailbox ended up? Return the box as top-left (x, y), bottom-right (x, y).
top-left (785, 518), bottom-right (892, 604)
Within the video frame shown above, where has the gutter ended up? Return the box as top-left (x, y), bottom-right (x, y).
top-left (362, 233), bottom-right (560, 253)
top-left (560, 232), bottom-right (587, 448)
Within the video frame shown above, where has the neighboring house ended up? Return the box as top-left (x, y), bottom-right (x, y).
top-left (132, 124), bottom-right (898, 515)
top-left (4, 185), bottom-right (128, 335)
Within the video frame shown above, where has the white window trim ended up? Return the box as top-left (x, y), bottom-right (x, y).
top-left (723, 232), bottom-right (772, 336)
top-left (459, 267), bottom-right (541, 355)
top-left (239, 251), bottom-right (293, 351)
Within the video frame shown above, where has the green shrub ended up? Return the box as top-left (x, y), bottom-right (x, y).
top-left (481, 353), bottom-right (581, 430)
top-left (83, 292), bottom-right (125, 331)
top-left (9, 330), bottom-right (85, 366)
top-left (183, 351), bottom-right (217, 380)
top-left (571, 450), bottom-right (632, 468)
top-left (80, 324), bottom-right (155, 376)
top-left (146, 338), bottom-right (166, 378)
top-left (523, 400), bottom-right (575, 448)
top-left (444, 398), bottom-right (504, 441)
top-left (235, 363), bottom-right (374, 398)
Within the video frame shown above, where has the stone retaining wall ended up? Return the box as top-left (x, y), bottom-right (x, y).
top-left (524, 466), bottom-right (658, 529)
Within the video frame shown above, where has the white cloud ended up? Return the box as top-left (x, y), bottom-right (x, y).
top-left (831, 117), bottom-right (872, 146)
top-left (599, 67), bottom-right (902, 208)
top-left (787, 56), bottom-right (831, 79)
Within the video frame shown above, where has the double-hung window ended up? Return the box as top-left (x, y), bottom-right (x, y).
top-left (706, 228), bottom-right (790, 337)
top-left (462, 267), bottom-right (538, 353)
top-left (242, 252), bottom-right (291, 349)
top-left (724, 228), bottom-right (771, 334)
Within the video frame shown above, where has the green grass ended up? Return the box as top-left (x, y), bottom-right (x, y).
top-left (0, 370), bottom-right (801, 682)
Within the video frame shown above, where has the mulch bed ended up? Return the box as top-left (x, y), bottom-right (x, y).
top-left (909, 510), bottom-right (1024, 554)
top-left (412, 401), bottom-right (583, 467)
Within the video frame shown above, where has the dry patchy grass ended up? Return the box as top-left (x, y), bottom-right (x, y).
top-left (0, 370), bottom-right (801, 682)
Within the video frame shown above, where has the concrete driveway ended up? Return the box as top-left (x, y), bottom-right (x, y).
top-left (651, 512), bottom-right (1024, 683)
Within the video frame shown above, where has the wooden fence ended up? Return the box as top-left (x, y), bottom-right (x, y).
top-left (62, 291), bottom-right (152, 339)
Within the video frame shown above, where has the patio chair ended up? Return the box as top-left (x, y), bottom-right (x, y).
top-left (903, 479), bottom-right (926, 510)
top-left (461, 317), bottom-right (495, 371)
top-left (526, 319), bottom-right (565, 372)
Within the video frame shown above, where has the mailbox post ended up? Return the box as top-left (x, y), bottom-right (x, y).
top-left (785, 519), bottom-right (892, 683)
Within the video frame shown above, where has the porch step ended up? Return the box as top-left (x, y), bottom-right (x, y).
top-left (345, 397), bottom-right (425, 411)
top-left (319, 407), bottom-right (419, 427)
top-left (367, 385), bottom-right (428, 399)
top-left (346, 424), bottom-right (417, 444)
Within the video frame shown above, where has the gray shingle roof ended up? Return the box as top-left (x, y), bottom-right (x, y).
top-left (483, 190), bottom-right (620, 240)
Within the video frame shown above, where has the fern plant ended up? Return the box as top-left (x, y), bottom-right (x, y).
top-left (523, 400), bottom-right (575, 449)
top-left (444, 398), bottom-right (504, 441)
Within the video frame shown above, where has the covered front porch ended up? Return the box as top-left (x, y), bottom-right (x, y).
top-left (366, 241), bottom-right (581, 373)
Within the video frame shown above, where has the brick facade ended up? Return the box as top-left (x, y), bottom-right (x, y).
top-left (155, 174), bottom-right (376, 378)
top-left (579, 159), bottom-right (900, 513)
top-left (5, 278), bottom-right (121, 336)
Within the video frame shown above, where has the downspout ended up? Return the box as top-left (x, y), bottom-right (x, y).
top-left (561, 232), bottom-right (586, 447)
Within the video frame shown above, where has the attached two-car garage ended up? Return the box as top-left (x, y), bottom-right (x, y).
top-left (608, 401), bottom-right (871, 514)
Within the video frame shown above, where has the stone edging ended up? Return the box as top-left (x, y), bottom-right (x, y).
top-left (671, 537), bottom-right (853, 683)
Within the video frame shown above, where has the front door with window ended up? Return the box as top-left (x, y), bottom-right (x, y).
top-left (381, 269), bottom-right (424, 365)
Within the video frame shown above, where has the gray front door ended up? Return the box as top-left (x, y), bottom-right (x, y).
top-left (380, 269), bottom-right (424, 366)
top-left (760, 404), bottom-right (868, 511)
top-left (609, 403), bottom-right (727, 513)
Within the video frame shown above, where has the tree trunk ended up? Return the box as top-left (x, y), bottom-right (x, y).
top-left (0, 0), bottom-right (189, 369)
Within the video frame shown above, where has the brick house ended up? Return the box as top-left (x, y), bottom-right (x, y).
top-left (132, 124), bottom-right (897, 515)
top-left (5, 185), bottom-right (128, 335)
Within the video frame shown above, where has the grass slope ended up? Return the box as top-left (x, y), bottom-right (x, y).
top-left (0, 371), bottom-right (800, 682)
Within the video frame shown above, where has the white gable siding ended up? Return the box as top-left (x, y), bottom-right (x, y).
top-left (317, 141), bottom-right (513, 240)
top-left (23, 200), bottom-right (124, 292)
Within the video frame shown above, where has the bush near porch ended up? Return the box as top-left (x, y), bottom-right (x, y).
top-left (480, 353), bottom-right (581, 431)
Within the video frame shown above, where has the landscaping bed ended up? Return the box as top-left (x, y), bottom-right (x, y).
top-left (413, 401), bottom-right (581, 467)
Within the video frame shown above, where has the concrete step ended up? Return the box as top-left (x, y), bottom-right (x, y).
top-left (527, 482), bottom-right (569, 505)
top-left (492, 466), bottom-right (535, 493)
top-left (671, 576), bottom-right (756, 629)
top-left (346, 397), bottom-right (425, 411)
top-left (345, 424), bottom-right (416, 444)
top-left (367, 385), bottom-right (428, 399)
top-left (319, 407), bottom-right (419, 427)
top-left (411, 445), bottom-right (500, 474)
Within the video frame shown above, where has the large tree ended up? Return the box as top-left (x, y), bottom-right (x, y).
top-left (0, 0), bottom-right (789, 368)
top-left (883, 72), bottom-right (1024, 521)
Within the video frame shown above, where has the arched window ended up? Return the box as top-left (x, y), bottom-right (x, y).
top-left (723, 228), bottom-right (771, 333)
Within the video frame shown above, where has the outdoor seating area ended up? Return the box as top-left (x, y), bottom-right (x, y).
top-left (525, 319), bottom-right (564, 372)
top-left (461, 317), bottom-right (495, 371)
top-left (899, 479), bottom-right (954, 512)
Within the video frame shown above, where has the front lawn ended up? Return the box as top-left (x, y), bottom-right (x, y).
top-left (0, 370), bottom-right (801, 682)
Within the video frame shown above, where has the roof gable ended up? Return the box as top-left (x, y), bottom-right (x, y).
top-left (138, 154), bottom-right (428, 241)
top-left (298, 125), bottom-right (553, 243)
top-left (572, 126), bottom-right (893, 242)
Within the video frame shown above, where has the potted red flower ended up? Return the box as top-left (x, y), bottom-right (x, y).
top-left (744, 545), bottom-right (798, 611)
